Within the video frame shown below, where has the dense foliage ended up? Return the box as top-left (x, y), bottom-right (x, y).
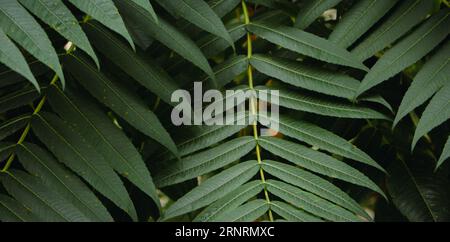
top-left (0, 0), bottom-right (449, 222)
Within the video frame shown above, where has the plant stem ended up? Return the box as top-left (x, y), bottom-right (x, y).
top-left (242, 0), bottom-right (274, 222)
top-left (1, 43), bottom-right (76, 172)
top-left (1, 74), bottom-right (59, 172)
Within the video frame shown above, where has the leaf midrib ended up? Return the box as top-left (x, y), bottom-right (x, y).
top-left (262, 138), bottom-right (373, 188)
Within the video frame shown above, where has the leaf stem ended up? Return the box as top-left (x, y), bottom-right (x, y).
top-left (242, 0), bottom-right (274, 222)
top-left (1, 42), bottom-right (76, 172)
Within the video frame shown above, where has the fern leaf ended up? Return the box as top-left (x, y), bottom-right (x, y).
top-left (0, 0), bottom-right (64, 87)
top-left (115, 0), bottom-right (214, 79)
top-left (19, 0), bottom-right (99, 68)
top-left (194, 180), bottom-right (264, 222)
top-left (250, 54), bottom-right (360, 99)
top-left (0, 170), bottom-right (90, 221)
top-left (161, 113), bottom-right (248, 160)
top-left (247, 22), bottom-right (368, 71)
top-left (259, 114), bottom-right (385, 172)
top-left (351, 0), bottom-right (435, 61)
top-left (16, 143), bottom-right (113, 221)
top-left (68, 0), bottom-right (136, 51)
top-left (83, 21), bottom-right (180, 105)
top-left (255, 86), bottom-right (390, 120)
top-left (157, 0), bottom-right (234, 49)
top-left (259, 137), bottom-right (386, 198)
top-left (154, 136), bottom-right (256, 187)
top-left (47, 86), bottom-right (159, 207)
top-left (31, 112), bottom-right (137, 220)
top-left (271, 201), bottom-right (322, 222)
top-left (356, 9), bottom-right (450, 96)
top-left (394, 41), bottom-right (450, 127)
top-left (262, 160), bottom-right (371, 220)
top-left (0, 29), bottom-right (37, 90)
top-left (64, 52), bottom-right (178, 156)
top-left (162, 161), bottom-right (259, 220)
top-left (214, 199), bottom-right (269, 222)
top-left (266, 180), bottom-right (362, 222)
top-left (328, 0), bottom-right (398, 48)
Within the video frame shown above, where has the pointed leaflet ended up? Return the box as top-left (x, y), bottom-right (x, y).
top-left (437, 137), bottom-right (450, 169)
top-left (356, 9), bottom-right (450, 96)
top-left (255, 86), bottom-right (390, 120)
top-left (0, 58), bottom-right (47, 89)
top-left (156, 0), bottom-right (234, 49)
top-left (115, 0), bottom-right (214, 79)
top-left (360, 95), bottom-right (394, 114)
top-left (0, 28), bottom-right (38, 91)
top-left (83, 21), bottom-right (180, 105)
top-left (294, 0), bottom-right (342, 29)
top-left (159, 112), bottom-right (248, 161)
top-left (68, 0), bottom-right (135, 50)
top-left (0, 86), bottom-right (39, 113)
top-left (266, 180), bottom-right (362, 222)
top-left (259, 114), bottom-right (385, 172)
top-left (31, 112), bottom-right (137, 220)
top-left (250, 54), bottom-right (360, 99)
top-left (194, 180), bottom-right (264, 222)
top-left (162, 161), bottom-right (259, 220)
top-left (0, 170), bottom-right (90, 221)
top-left (47, 86), bottom-right (159, 207)
top-left (394, 42), bottom-right (450, 127)
top-left (16, 143), bottom-right (113, 222)
top-left (262, 160), bottom-right (371, 220)
top-left (412, 84), bottom-right (450, 150)
top-left (351, 0), bottom-right (435, 61)
top-left (171, 10), bottom-right (284, 74)
top-left (328, 0), bottom-right (398, 48)
top-left (247, 22), bottom-right (368, 71)
top-left (0, 115), bottom-right (29, 141)
top-left (387, 159), bottom-right (450, 221)
top-left (271, 201), bottom-right (322, 222)
top-left (214, 199), bottom-right (269, 222)
top-left (63, 53), bottom-right (178, 156)
top-left (0, 0), bottom-right (64, 88)
top-left (154, 137), bottom-right (256, 187)
top-left (129, 0), bottom-right (158, 23)
top-left (259, 137), bottom-right (386, 198)
top-left (0, 194), bottom-right (40, 222)
top-left (18, 0), bottom-right (99, 68)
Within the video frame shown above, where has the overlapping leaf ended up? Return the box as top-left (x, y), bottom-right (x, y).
top-left (356, 9), bottom-right (449, 96)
